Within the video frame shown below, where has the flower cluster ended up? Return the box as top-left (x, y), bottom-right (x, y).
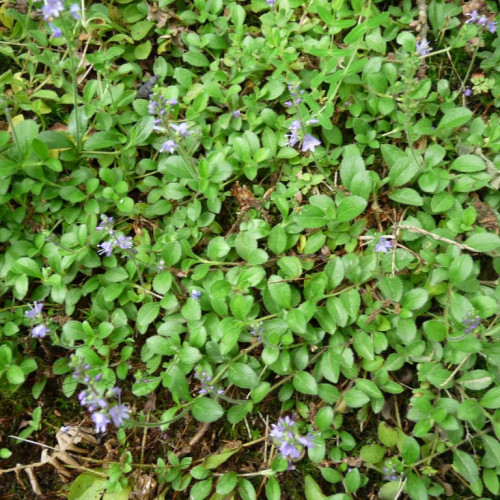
top-left (375, 236), bottom-right (394, 253)
top-left (249, 321), bottom-right (263, 341)
top-left (148, 92), bottom-right (194, 155)
top-left (196, 370), bottom-right (224, 396)
top-left (96, 214), bottom-right (134, 257)
top-left (463, 312), bottom-right (481, 333)
top-left (70, 356), bottom-right (131, 433)
top-left (416, 39), bottom-right (432, 56)
top-left (285, 119), bottom-right (321, 153)
top-left (270, 415), bottom-right (315, 469)
top-left (465, 10), bottom-right (497, 33)
top-left (25, 302), bottom-right (50, 339)
top-left (283, 83), bottom-right (321, 153)
top-left (191, 290), bottom-right (201, 301)
top-left (40, 0), bottom-right (80, 38)
top-left (381, 460), bottom-right (403, 482)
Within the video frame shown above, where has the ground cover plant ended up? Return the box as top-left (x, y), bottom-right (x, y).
top-left (0, 0), bottom-right (499, 498)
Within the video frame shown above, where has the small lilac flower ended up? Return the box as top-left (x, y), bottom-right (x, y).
top-left (344, 101), bottom-right (351, 106)
top-left (32, 324), bottom-right (50, 338)
top-left (69, 3), bottom-right (80, 19)
top-left (477, 15), bottom-right (488, 26)
top-left (232, 110), bottom-right (241, 118)
top-left (289, 120), bottom-right (301, 130)
top-left (286, 129), bottom-right (299, 147)
top-left (168, 98), bottom-right (178, 105)
top-left (153, 118), bottom-right (162, 131)
top-left (250, 322), bottom-right (264, 341)
top-left (96, 215), bottom-right (114, 232)
top-left (92, 412), bottom-right (110, 433)
top-left (465, 11), bottom-right (479, 23)
top-left (301, 134), bottom-right (321, 152)
top-left (270, 416), bottom-right (315, 469)
top-left (464, 86), bottom-right (472, 97)
top-left (109, 404), bottom-right (131, 426)
top-left (157, 259), bottom-right (165, 272)
top-left (60, 426), bottom-right (71, 433)
top-left (487, 21), bottom-right (497, 33)
top-left (41, 0), bottom-right (64, 20)
top-left (25, 301), bottom-right (43, 319)
top-left (191, 290), bottom-right (201, 301)
top-left (148, 100), bottom-right (157, 115)
top-left (375, 237), bottom-right (393, 253)
top-left (196, 370), bottom-right (222, 395)
top-left (49, 23), bottom-right (62, 38)
top-left (97, 241), bottom-right (113, 257)
top-left (115, 235), bottom-right (133, 250)
top-left (266, 0), bottom-right (276, 6)
top-left (170, 122), bottom-right (192, 137)
top-left (284, 101), bottom-right (293, 108)
top-left (160, 140), bottom-right (177, 154)
top-left (309, 119), bottom-right (319, 124)
top-left (416, 39), bottom-right (432, 56)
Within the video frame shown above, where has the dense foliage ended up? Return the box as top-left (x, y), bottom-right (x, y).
top-left (0, 0), bottom-right (500, 498)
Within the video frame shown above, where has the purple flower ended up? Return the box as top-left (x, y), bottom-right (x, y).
top-left (250, 321), bottom-right (263, 341)
top-left (270, 416), bottom-right (314, 468)
top-left (92, 412), bottom-right (110, 433)
top-left (375, 237), bottom-right (393, 253)
top-left (289, 120), bottom-right (301, 130)
top-left (41, 0), bottom-right (64, 20)
top-left (109, 404), bottom-right (131, 426)
top-left (160, 140), bottom-right (177, 154)
top-left (301, 134), bottom-right (321, 152)
top-left (148, 100), bottom-right (157, 115)
top-left (170, 122), bottom-right (192, 137)
top-left (25, 301), bottom-right (43, 319)
top-left (286, 129), bottom-right (299, 147)
top-left (49, 23), bottom-right (62, 37)
top-left (416, 39), bottom-right (432, 56)
top-left (232, 110), bottom-right (241, 118)
top-left (191, 290), bottom-right (201, 301)
top-left (69, 3), bottom-right (80, 19)
top-left (266, 0), bottom-right (276, 6)
top-left (32, 324), bottom-right (50, 338)
top-left (344, 101), bottom-right (351, 106)
top-left (309, 119), bottom-right (319, 124)
top-left (97, 241), bottom-right (113, 257)
top-left (464, 86), bottom-right (472, 97)
top-left (487, 21), bottom-right (497, 33)
top-left (284, 101), bottom-right (293, 108)
top-left (465, 10), bottom-right (479, 23)
top-left (477, 15), bottom-right (488, 26)
top-left (169, 98), bottom-right (178, 105)
top-left (96, 215), bottom-right (114, 232)
top-left (115, 235), bottom-right (133, 250)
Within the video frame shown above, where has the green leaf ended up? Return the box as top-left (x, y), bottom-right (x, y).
top-left (480, 387), bottom-right (500, 409)
top-left (136, 302), bottom-right (160, 334)
top-left (449, 254), bottom-right (473, 284)
top-left (153, 272), bottom-right (173, 294)
top-left (344, 389), bottom-right (370, 408)
top-left (216, 472), bottom-right (238, 495)
top-left (265, 477), bottom-right (281, 500)
top-left (378, 422), bottom-right (399, 447)
top-left (451, 155), bottom-right (486, 172)
top-left (192, 398), bottom-right (224, 423)
top-left (361, 444), bottom-right (385, 464)
top-left (336, 196), bottom-right (367, 222)
top-left (83, 131), bottom-right (124, 150)
top-left (190, 478), bottom-right (212, 500)
top-left (293, 371), bottom-right (318, 395)
top-left (13, 257), bottom-right (42, 279)
top-left (406, 473), bottom-right (429, 500)
top-left (402, 436), bottom-right (420, 464)
top-left (437, 107), bottom-right (472, 130)
top-left (183, 50), bottom-right (210, 67)
top-left (304, 475), bottom-right (326, 500)
top-left (453, 450), bottom-right (482, 496)
top-left (228, 363), bottom-right (258, 389)
top-left (464, 233), bottom-right (500, 252)
top-left (7, 365), bottom-right (25, 385)
top-left (389, 188), bottom-right (423, 206)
